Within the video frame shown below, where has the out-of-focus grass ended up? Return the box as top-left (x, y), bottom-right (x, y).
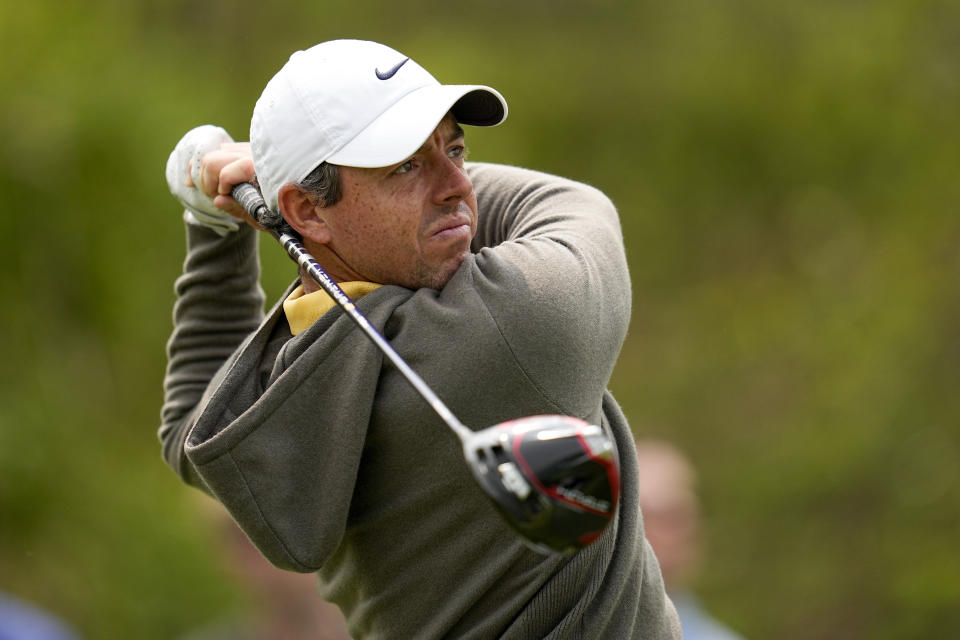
top-left (1, 0), bottom-right (958, 637)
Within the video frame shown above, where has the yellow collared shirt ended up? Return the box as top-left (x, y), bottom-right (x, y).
top-left (282, 281), bottom-right (382, 335)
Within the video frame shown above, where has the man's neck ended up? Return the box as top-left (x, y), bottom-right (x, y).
top-left (297, 240), bottom-right (367, 293)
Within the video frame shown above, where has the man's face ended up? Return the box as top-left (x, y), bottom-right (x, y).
top-left (313, 115), bottom-right (478, 290)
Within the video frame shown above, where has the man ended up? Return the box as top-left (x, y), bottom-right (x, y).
top-left (635, 440), bottom-right (746, 640)
top-left (161, 39), bottom-right (679, 639)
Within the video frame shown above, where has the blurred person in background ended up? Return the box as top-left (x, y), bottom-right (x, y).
top-left (635, 439), bottom-right (747, 640)
top-left (0, 593), bottom-right (82, 640)
top-left (180, 495), bottom-right (351, 640)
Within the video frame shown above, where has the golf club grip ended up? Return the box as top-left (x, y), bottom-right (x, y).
top-left (231, 182), bottom-right (284, 229)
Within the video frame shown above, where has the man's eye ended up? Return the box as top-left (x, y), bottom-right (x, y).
top-left (394, 160), bottom-right (414, 175)
top-left (448, 145), bottom-right (467, 159)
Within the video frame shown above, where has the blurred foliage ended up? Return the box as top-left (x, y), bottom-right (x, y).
top-left (2, 0), bottom-right (958, 638)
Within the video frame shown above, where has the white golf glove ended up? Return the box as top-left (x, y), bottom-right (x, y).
top-left (165, 124), bottom-right (241, 236)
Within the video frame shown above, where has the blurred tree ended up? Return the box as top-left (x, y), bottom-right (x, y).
top-left (1, 0), bottom-right (957, 638)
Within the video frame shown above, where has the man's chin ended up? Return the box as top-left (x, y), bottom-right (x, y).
top-left (419, 252), bottom-right (469, 291)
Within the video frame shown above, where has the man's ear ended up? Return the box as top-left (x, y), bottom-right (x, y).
top-left (278, 183), bottom-right (331, 244)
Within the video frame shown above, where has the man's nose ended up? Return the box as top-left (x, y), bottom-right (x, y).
top-left (432, 156), bottom-right (473, 205)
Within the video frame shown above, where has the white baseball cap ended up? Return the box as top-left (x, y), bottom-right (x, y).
top-left (250, 39), bottom-right (508, 212)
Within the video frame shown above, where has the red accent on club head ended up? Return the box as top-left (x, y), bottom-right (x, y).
top-left (508, 418), bottom-right (616, 517)
top-left (578, 529), bottom-right (603, 546)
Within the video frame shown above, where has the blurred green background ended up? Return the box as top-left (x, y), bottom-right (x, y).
top-left (2, 0), bottom-right (958, 638)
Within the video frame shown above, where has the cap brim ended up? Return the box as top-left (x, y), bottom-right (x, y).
top-left (325, 84), bottom-right (507, 169)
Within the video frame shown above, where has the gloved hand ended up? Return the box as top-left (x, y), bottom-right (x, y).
top-left (165, 125), bottom-right (242, 236)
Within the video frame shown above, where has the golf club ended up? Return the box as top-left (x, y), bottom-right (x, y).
top-left (232, 182), bottom-right (620, 553)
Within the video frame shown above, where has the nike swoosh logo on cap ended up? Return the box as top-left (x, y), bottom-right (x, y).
top-left (375, 58), bottom-right (409, 80)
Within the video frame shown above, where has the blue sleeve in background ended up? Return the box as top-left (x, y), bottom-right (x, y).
top-left (0, 594), bottom-right (81, 640)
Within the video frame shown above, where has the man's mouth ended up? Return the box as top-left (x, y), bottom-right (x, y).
top-left (428, 206), bottom-right (474, 240)
top-left (431, 222), bottom-right (472, 240)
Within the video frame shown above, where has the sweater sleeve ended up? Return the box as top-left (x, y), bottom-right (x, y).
top-left (159, 221), bottom-right (266, 488)
top-left (466, 162), bottom-right (632, 419)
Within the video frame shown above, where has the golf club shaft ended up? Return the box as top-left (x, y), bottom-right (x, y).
top-left (231, 182), bottom-right (473, 441)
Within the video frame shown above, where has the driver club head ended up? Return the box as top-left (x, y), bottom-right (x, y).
top-left (463, 415), bottom-right (620, 553)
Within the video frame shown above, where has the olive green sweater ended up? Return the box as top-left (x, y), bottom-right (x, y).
top-left (160, 163), bottom-right (680, 639)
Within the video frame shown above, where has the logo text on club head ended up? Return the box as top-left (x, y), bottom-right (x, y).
top-left (557, 487), bottom-right (611, 513)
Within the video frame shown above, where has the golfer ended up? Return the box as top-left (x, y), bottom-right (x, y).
top-left (161, 39), bottom-right (680, 639)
